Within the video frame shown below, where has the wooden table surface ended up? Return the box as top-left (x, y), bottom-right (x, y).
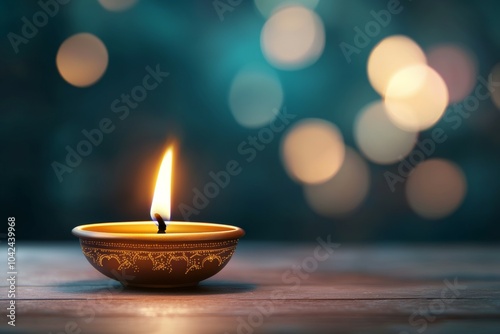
top-left (1, 242), bottom-right (499, 334)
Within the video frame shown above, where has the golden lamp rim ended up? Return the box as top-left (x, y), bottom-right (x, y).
top-left (72, 221), bottom-right (245, 242)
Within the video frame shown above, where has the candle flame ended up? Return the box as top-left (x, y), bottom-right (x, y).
top-left (150, 146), bottom-right (173, 223)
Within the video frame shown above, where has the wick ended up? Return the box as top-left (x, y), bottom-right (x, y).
top-left (154, 213), bottom-right (167, 234)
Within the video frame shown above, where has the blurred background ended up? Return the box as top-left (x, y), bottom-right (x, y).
top-left (2, 0), bottom-right (500, 242)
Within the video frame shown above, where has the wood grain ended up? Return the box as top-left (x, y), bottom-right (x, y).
top-left (0, 242), bottom-right (499, 333)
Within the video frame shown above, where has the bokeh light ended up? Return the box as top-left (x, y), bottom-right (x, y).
top-left (98, 0), bottom-right (138, 12)
top-left (367, 35), bottom-right (427, 96)
top-left (489, 63), bottom-right (500, 109)
top-left (254, 0), bottom-right (320, 17)
top-left (406, 159), bottom-right (467, 219)
top-left (355, 101), bottom-right (418, 164)
top-left (261, 6), bottom-right (325, 70)
top-left (427, 44), bottom-right (477, 103)
top-left (56, 33), bottom-right (109, 88)
top-left (228, 65), bottom-right (283, 128)
top-left (304, 147), bottom-right (370, 217)
top-left (281, 119), bottom-right (345, 184)
top-left (384, 64), bottom-right (449, 131)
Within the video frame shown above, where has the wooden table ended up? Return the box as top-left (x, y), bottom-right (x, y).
top-left (1, 242), bottom-right (499, 333)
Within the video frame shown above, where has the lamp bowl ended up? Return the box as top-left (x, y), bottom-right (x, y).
top-left (72, 221), bottom-right (245, 288)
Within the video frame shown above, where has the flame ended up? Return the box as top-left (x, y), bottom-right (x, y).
top-left (150, 146), bottom-right (173, 223)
